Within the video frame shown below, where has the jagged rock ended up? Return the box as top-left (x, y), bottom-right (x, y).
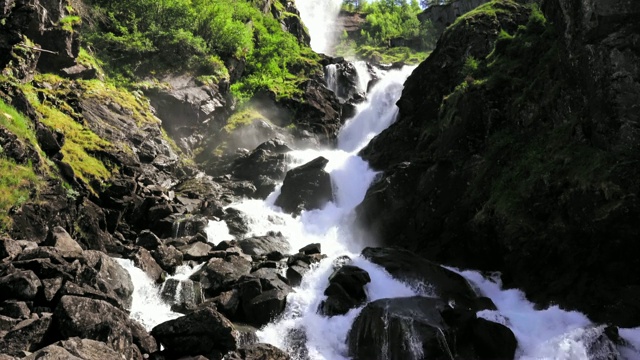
top-left (53, 296), bottom-right (144, 359)
top-left (0, 127), bottom-right (39, 166)
top-left (132, 248), bottom-right (164, 283)
top-left (0, 313), bottom-right (53, 356)
top-left (242, 288), bottom-right (289, 327)
top-left (418, 0), bottom-right (490, 37)
top-left (43, 226), bottom-right (83, 254)
top-left (179, 241), bottom-right (213, 261)
top-left (231, 140), bottom-right (292, 198)
top-left (224, 343), bottom-right (291, 360)
top-left (211, 289), bottom-right (241, 318)
top-left (0, 238), bottom-right (22, 261)
top-left (190, 256), bottom-right (252, 297)
top-left (347, 296), bottom-right (516, 360)
top-left (151, 305), bottom-right (239, 357)
top-left (319, 265), bottom-right (370, 316)
top-left (21, 345), bottom-right (83, 360)
top-left (136, 230), bottom-right (163, 250)
top-left (145, 75), bottom-right (231, 155)
top-left (82, 251), bottom-right (134, 309)
top-left (74, 199), bottom-right (116, 252)
top-left (238, 232), bottom-right (290, 256)
top-left (275, 157), bottom-right (334, 215)
top-left (223, 208), bottom-right (251, 238)
top-left (299, 243), bottom-right (321, 255)
top-left (0, 301), bottom-right (31, 319)
top-left (56, 338), bottom-right (123, 359)
top-left (160, 278), bottom-right (203, 314)
top-left (151, 244), bottom-right (184, 274)
top-left (60, 64), bottom-right (98, 80)
top-left (0, 270), bottom-right (42, 301)
top-left (286, 264), bottom-right (309, 287)
top-left (362, 247), bottom-right (482, 310)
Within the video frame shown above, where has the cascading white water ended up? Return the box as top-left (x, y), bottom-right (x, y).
top-left (353, 61), bottom-right (371, 94)
top-left (121, 64), bottom-right (640, 359)
top-left (295, 0), bottom-right (342, 54)
top-left (325, 64), bottom-right (339, 95)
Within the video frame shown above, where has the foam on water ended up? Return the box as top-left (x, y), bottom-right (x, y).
top-left (116, 258), bottom-right (181, 330)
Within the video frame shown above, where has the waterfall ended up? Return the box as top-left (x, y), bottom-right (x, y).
top-left (325, 64), bottom-right (339, 95)
top-left (295, 0), bottom-right (342, 54)
top-left (353, 61), bottom-right (371, 94)
top-left (121, 65), bottom-right (640, 359)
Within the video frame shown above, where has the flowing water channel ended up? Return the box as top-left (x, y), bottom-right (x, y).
top-left (118, 1), bottom-right (640, 357)
top-left (120, 63), bottom-right (640, 359)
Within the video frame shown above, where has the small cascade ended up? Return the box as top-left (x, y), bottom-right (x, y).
top-left (353, 61), bottom-right (372, 94)
top-left (115, 258), bottom-right (181, 330)
top-left (324, 64), bottom-right (339, 95)
top-left (296, 0), bottom-right (343, 54)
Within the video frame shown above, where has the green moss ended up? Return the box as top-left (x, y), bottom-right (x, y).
top-left (76, 47), bottom-right (104, 76)
top-left (60, 15), bottom-right (81, 32)
top-left (223, 106), bottom-right (268, 133)
top-left (21, 79), bottom-right (114, 187)
top-left (78, 79), bottom-right (158, 125)
top-left (452, 0), bottom-right (521, 27)
top-left (0, 99), bottom-right (38, 147)
top-left (351, 45), bottom-right (430, 65)
top-left (0, 158), bottom-right (41, 231)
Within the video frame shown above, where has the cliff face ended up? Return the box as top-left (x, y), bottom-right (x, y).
top-left (357, 0), bottom-right (640, 327)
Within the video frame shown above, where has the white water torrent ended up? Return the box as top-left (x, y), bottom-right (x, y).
top-left (325, 64), bottom-right (339, 95)
top-left (120, 65), bottom-right (640, 359)
top-left (295, 0), bottom-right (342, 54)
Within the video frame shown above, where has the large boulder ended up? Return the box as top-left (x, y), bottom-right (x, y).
top-left (52, 296), bottom-right (145, 359)
top-left (190, 255), bottom-right (252, 297)
top-left (238, 232), bottom-right (290, 256)
top-left (347, 296), bottom-right (517, 360)
top-left (319, 265), bottom-right (371, 316)
top-left (151, 305), bottom-right (240, 357)
top-left (0, 270), bottom-right (42, 301)
top-left (82, 251), bottom-right (134, 309)
top-left (362, 247), bottom-right (482, 310)
top-left (0, 313), bottom-right (53, 356)
top-left (224, 343), bottom-right (291, 360)
top-left (275, 157), bottom-right (334, 215)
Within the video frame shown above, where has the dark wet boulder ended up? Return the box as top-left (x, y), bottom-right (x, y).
top-left (56, 338), bottom-right (123, 359)
top-left (275, 157), bottom-right (333, 215)
top-left (242, 288), bottom-right (289, 327)
top-left (136, 230), bottom-right (163, 250)
top-left (238, 232), bottom-right (290, 256)
top-left (52, 296), bottom-right (143, 359)
top-left (132, 248), bottom-right (164, 283)
top-left (179, 241), bottom-right (213, 262)
top-left (224, 343), bottom-right (291, 360)
top-left (319, 265), bottom-right (370, 316)
top-left (223, 208), bottom-right (251, 238)
top-left (0, 313), bottom-right (53, 356)
top-left (299, 243), bottom-right (321, 255)
top-left (231, 139), bottom-right (292, 198)
top-left (42, 226), bottom-right (83, 255)
top-left (151, 243), bottom-right (184, 274)
top-left (82, 251), bottom-right (134, 309)
top-left (151, 305), bottom-right (239, 357)
top-left (190, 255), bottom-right (252, 297)
top-left (362, 247), bottom-right (480, 309)
top-left (286, 264), bottom-right (309, 287)
top-left (0, 238), bottom-right (22, 261)
top-left (160, 278), bottom-right (204, 314)
top-left (0, 270), bottom-right (42, 301)
top-left (348, 296), bottom-right (517, 360)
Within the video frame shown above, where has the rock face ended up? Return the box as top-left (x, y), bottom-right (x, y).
top-left (357, 0), bottom-right (640, 327)
top-left (151, 306), bottom-right (240, 357)
top-left (347, 296), bottom-right (517, 360)
top-left (418, 0), bottom-right (491, 36)
top-left (275, 156), bottom-right (334, 215)
top-left (319, 265), bottom-right (371, 316)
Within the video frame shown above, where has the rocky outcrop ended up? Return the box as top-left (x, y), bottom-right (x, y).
top-left (144, 75), bottom-right (233, 155)
top-left (275, 156), bottom-right (334, 215)
top-left (319, 265), bottom-right (370, 316)
top-left (348, 296), bottom-right (517, 360)
top-left (418, 0), bottom-right (491, 36)
top-left (357, 0), bottom-right (640, 327)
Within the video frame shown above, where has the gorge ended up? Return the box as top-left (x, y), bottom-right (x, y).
top-left (1, 0), bottom-right (640, 359)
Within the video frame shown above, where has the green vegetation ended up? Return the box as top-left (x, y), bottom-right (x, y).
top-left (83, 0), bottom-right (320, 101)
top-left (336, 0), bottom-right (436, 63)
top-left (437, 2), bottom-right (618, 220)
top-left (222, 106), bottom-right (269, 134)
top-left (0, 100), bottom-right (43, 230)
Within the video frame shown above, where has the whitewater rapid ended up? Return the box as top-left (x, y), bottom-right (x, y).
top-left (119, 63), bottom-right (640, 359)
